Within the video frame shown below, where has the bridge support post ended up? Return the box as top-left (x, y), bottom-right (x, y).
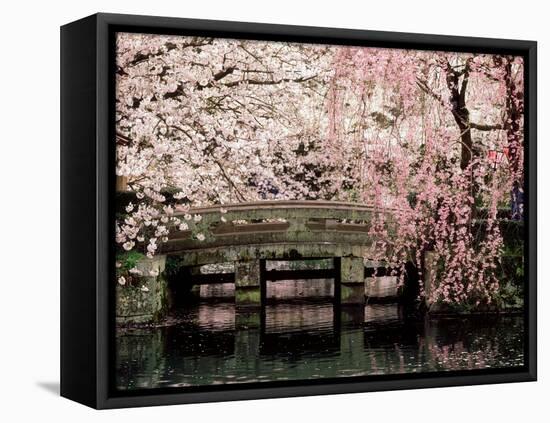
top-left (116, 255), bottom-right (169, 324)
top-left (339, 256), bottom-right (366, 305)
top-left (235, 260), bottom-right (262, 308)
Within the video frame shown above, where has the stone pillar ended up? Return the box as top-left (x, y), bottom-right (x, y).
top-left (116, 255), bottom-right (168, 324)
top-left (235, 260), bottom-right (262, 308)
top-left (339, 256), bottom-right (366, 305)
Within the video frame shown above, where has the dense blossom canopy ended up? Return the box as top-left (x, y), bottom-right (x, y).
top-left (115, 32), bottom-right (524, 308)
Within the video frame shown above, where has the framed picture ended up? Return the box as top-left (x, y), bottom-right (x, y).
top-left (60, 13), bottom-right (537, 409)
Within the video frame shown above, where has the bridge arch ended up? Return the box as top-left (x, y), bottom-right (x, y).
top-left (163, 200), bottom-right (392, 307)
top-left (117, 200), bottom-right (397, 323)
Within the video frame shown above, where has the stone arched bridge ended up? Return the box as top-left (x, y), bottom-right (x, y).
top-left (117, 200), bottom-right (396, 323)
top-left (166, 200), bottom-right (395, 304)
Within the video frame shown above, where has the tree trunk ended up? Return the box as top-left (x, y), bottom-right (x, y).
top-left (445, 61), bottom-right (473, 171)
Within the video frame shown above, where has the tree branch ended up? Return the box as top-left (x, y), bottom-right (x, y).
top-left (126, 39), bottom-right (212, 67)
top-left (416, 78), bottom-right (446, 107)
top-left (213, 66), bottom-right (236, 81)
top-left (223, 74), bottom-right (318, 88)
top-left (459, 59), bottom-right (472, 104)
top-left (469, 122), bottom-right (504, 131)
top-left (213, 159), bottom-right (247, 202)
top-left (116, 132), bottom-right (133, 145)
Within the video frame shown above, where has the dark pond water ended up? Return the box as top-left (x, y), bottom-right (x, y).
top-left (116, 301), bottom-right (524, 390)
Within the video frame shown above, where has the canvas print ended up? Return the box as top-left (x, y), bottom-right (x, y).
top-left (114, 32), bottom-right (525, 391)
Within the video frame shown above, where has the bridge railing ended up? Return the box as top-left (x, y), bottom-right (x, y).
top-left (175, 199), bottom-right (377, 222)
top-left (164, 200), bottom-right (392, 250)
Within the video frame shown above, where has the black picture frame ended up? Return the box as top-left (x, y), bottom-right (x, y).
top-left (60, 12), bottom-right (537, 409)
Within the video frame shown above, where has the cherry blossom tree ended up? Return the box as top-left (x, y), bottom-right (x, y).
top-left (115, 33), bottom-right (335, 259)
top-left (115, 33), bottom-right (524, 308)
top-left (326, 47), bottom-right (523, 307)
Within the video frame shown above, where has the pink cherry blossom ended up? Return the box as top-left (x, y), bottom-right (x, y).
top-left (114, 33), bottom-right (523, 307)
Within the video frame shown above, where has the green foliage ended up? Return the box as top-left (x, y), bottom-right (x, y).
top-left (117, 250), bottom-right (145, 272)
top-left (116, 251), bottom-right (147, 288)
top-left (498, 255), bottom-right (524, 286)
top-left (501, 243), bottom-right (523, 257)
top-left (494, 281), bottom-right (524, 310)
top-left (515, 263), bottom-right (524, 278)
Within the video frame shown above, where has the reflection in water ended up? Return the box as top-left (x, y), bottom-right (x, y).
top-left (116, 302), bottom-right (524, 390)
top-left (199, 279), bottom-right (335, 301)
top-left (266, 279), bottom-right (334, 301)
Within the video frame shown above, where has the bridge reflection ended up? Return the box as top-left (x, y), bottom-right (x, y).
top-left (115, 301), bottom-right (524, 390)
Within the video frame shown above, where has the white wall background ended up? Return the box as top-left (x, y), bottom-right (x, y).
top-left (0, 0), bottom-right (546, 420)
